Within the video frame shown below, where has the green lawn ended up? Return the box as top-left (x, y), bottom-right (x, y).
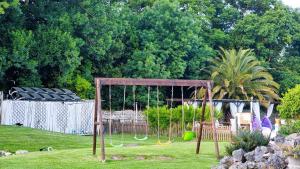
top-left (0, 125), bottom-right (227, 169)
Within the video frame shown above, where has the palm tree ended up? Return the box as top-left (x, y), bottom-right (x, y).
top-left (210, 48), bottom-right (279, 101)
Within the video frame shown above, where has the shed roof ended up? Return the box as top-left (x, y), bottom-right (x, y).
top-left (10, 87), bottom-right (81, 101)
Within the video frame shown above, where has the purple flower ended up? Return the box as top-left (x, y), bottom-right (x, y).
top-left (252, 115), bottom-right (261, 131)
top-left (261, 115), bottom-right (272, 130)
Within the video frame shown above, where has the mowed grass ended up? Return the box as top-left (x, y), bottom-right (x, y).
top-left (0, 125), bottom-right (228, 169)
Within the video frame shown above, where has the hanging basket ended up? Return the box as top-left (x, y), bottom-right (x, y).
top-left (183, 131), bottom-right (195, 141)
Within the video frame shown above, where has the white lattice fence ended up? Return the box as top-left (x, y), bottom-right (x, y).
top-left (0, 100), bottom-right (95, 134)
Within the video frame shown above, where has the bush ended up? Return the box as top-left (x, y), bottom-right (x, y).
top-left (279, 120), bottom-right (300, 136)
top-left (144, 105), bottom-right (223, 131)
top-left (277, 85), bottom-right (300, 119)
top-left (225, 130), bottom-right (269, 155)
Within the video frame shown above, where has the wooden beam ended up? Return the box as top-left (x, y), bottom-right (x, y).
top-left (207, 82), bottom-right (220, 159)
top-left (95, 78), bottom-right (210, 87)
top-left (92, 81), bottom-right (98, 155)
top-left (196, 89), bottom-right (207, 154)
top-left (97, 83), bottom-right (106, 162)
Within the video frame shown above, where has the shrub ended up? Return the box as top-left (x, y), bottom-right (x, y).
top-left (277, 85), bottom-right (300, 119)
top-left (225, 130), bottom-right (269, 155)
top-left (279, 120), bottom-right (300, 136)
top-left (146, 106), bottom-right (171, 130)
top-left (144, 105), bottom-right (223, 131)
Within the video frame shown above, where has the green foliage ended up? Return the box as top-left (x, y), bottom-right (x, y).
top-left (33, 27), bottom-right (83, 87)
top-left (278, 120), bottom-right (300, 136)
top-left (225, 130), bottom-right (269, 155)
top-left (231, 7), bottom-right (299, 62)
top-left (144, 105), bottom-right (223, 130)
top-left (124, 0), bottom-right (214, 79)
top-left (211, 48), bottom-right (279, 100)
top-left (277, 85), bottom-right (300, 119)
top-left (230, 6), bottom-right (300, 94)
top-left (0, 0), bottom-right (300, 100)
top-left (273, 57), bottom-right (300, 94)
top-left (68, 75), bottom-right (94, 99)
top-left (0, 0), bottom-right (18, 14)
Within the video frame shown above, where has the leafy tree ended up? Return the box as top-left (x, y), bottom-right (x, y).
top-left (226, 0), bottom-right (278, 15)
top-left (32, 27), bottom-right (83, 87)
top-left (124, 0), bottom-right (214, 79)
top-left (231, 7), bottom-right (300, 62)
top-left (1, 29), bottom-right (40, 88)
top-left (272, 56), bottom-right (300, 93)
top-left (277, 85), bottom-right (300, 119)
top-left (0, 0), bottom-right (299, 101)
top-left (210, 48), bottom-right (279, 101)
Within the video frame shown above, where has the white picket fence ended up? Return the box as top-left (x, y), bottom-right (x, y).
top-left (0, 100), bottom-right (95, 134)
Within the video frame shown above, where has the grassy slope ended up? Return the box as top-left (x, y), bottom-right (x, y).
top-left (0, 125), bottom-right (227, 169)
top-left (0, 125), bottom-right (92, 152)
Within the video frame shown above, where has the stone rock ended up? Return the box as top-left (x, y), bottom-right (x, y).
top-left (15, 150), bottom-right (29, 155)
top-left (220, 156), bottom-right (234, 167)
top-left (0, 150), bottom-right (12, 157)
top-left (267, 154), bottom-right (288, 169)
top-left (0, 151), bottom-right (5, 157)
top-left (286, 133), bottom-right (299, 140)
top-left (295, 138), bottom-right (300, 147)
top-left (274, 149), bottom-right (285, 158)
top-left (211, 164), bottom-right (228, 169)
top-left (244, 151), bottom-right (255, 161)
top-left (262, 153), bottom-right (271, 160)
top-left (40, 147), bottom-right (53, 151)
top-left (5, 152), bottom-right (12, 156)
top-left (285, 133), bottom-right (300, 147)
top-left (232, 149), bottom-right (245, 162)
top-left (287, 156), bottom-right (300, 169)
top-left (269, 141), bottom-right (282, 152)
top-left (274, 135), bottom-right (285, 144)
top-left (228, 162), bottom-right (247, 169)
top-left (245, 161), bottom-right (256, 169)
top-left (256, 162), bottom-right (268, 169)
top-left (254, 146), bottom-right (268, 162)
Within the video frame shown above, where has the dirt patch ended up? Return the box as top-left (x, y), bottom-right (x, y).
top-left (157, 155), bottom-right (173, 160)
top-left (135, 155), bottom-right (146, 160)
top-left (111, 155), bottom-right (125, 160)
top-left (124, 144), bottom-right (139, 147)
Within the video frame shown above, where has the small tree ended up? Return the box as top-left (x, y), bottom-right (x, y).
top-left (277, 85), bottom-right (300, 120)
top-left (210, 48), bottom-right (279, 101)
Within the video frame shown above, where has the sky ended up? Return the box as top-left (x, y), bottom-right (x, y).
top-left (281, 0), bottom-right (300, 8)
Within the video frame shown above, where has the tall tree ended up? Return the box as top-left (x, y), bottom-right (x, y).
top-left (124, 0), bottom-right (214, 79)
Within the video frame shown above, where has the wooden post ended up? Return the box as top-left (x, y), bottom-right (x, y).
top-left (196, 89), bottom-right (207, 154)
top-left (92, 81), bottom-right (99, 155)
top-left (207, 82), bottom-right (220, 159)
top-left (97, 81), bottom-right (105, 162)
top-left (0, 91), bottom-right (3, 124)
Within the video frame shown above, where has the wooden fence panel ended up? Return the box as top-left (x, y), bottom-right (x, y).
top-left (106, 121), bottom-right (232, 141)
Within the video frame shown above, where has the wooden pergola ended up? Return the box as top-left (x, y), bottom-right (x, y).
top-left (93, 78), bottom-right (220, 162)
